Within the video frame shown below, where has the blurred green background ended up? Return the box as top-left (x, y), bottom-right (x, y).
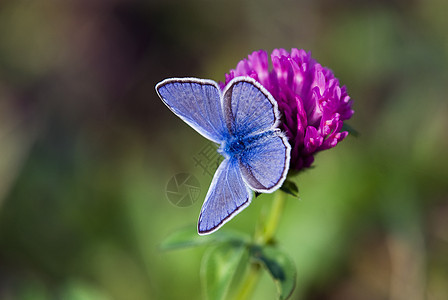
top-left (0, 0), bottom-right (447, 299)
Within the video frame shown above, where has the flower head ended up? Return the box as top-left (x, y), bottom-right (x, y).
top-left (221, 49), bottom-right (354, 171)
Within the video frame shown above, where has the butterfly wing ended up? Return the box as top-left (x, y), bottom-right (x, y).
top-left (238, 130), bottom-right (291, 193)
top-left (222, 76), bottom-right (281, 137)
top-left (156, 78), bottom-right (227, 143)
top-left (198, 158), bottom-right (252, 235)
top-left (222, 76), bottom-right (291, 192)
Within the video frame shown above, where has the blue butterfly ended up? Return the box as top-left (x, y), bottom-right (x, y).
top-left (156, 77), bottom-right (291, 235)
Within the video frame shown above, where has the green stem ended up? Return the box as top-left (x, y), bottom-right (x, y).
top-left (234, 191), bottom-right (286, 299)
top-left (234, 263), bottom-right (261, 300)
top-left (256, 191), bottom-right (286, 245)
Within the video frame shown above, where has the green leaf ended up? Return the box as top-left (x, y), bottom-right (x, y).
top-left (251, 245), bottom-right (297, 300)
top-left (159, 225), bottom-right (213, 250)
top-left (280, 179), bottom-right (299, 197)
top-left (160, 225), bottom-right (250, 251)
top-left (341, 122), bottom-right (359, 137)
top-left (201, 242), bottom-right (249, 300)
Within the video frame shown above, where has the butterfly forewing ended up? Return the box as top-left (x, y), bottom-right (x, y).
top-left (156, 78), bottom-right (227, 143)
top-left (222, 77), bottom-right (280, 137)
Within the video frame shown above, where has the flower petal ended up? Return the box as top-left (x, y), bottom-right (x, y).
top-left (222, 48), bottom-right (354, 171)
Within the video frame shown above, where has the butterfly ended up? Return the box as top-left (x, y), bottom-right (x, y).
top-left (156, 76), bottom-right (291, 235)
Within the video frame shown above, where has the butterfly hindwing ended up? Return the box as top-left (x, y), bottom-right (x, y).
top-left (156, 78), bottom-right (226, 143)
top-left (238, 130), bottom-right (291, 192)
top-left (198, 158), bottom-right (252, 235)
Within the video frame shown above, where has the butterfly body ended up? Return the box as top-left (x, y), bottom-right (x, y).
top-left (220, 134), bottom-right (251, 157)
top-left (156, 77), bottom-right (290, 235)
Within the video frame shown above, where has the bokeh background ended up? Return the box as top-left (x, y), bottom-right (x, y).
top-left (0, 0), bottom-right (447, 299)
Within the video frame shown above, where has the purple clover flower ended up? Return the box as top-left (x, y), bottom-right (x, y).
top-left (221, 49), bottom-right (354, 171)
